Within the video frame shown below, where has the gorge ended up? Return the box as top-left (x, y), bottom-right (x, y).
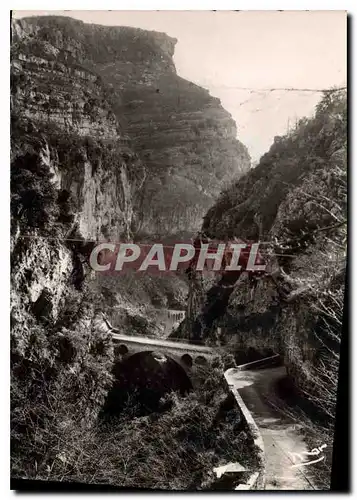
top-left (11, 15), bottom-right (254, 489)
top-left (10, 15), bottom-right (346, 491)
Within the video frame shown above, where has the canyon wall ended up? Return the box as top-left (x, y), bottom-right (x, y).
top-left (12, 15), bottom-right (250, 241)
top-left (181, 90), bottom-right (347, 416)
top-left (11, 15), bottom-right (251, 339)
top-left (11, 17), bottom-right (253, 479)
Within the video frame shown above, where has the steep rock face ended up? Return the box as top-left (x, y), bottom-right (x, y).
top-left (100, 46), bottom-right (250, 237)
top-left (182, 90), bottom-right (347, 413)
top-left (11, 17), bottom-right (148, 243)
top-left (115, 74), bottom-right (248, 236)
top-left (11, 14), bottom-right (251, 340)
top-left (12, 15), bottom-right (250, 238)
top-left (11, 17), bottom-right (146, 340)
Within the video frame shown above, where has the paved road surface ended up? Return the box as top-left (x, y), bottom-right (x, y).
top-left (226, 366), bottom-right (323, 490)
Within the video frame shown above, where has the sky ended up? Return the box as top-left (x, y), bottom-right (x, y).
top-left (13, 10), bottom-right (347, 162)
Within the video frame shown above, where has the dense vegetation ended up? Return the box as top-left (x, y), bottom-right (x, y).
top-left (12, 347), bottom-right (258, 490)
top-left (11, 288), bottom-right (115, 480)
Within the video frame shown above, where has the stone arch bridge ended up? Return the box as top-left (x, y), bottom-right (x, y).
top-left (101, 315), bottom-right (215, 373)
top-left (166, 309), bottom-right (186, 322)
top-left (111, 332), bottom-right (215, 371)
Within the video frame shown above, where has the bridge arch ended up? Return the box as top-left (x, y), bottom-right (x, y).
top-left (167, 309), bottom-right (186, 322)
top-left (116, 344), bottom-right (129, 355)
top-left (114, 342), bottom-right (211, 371)
top-left (119, 349), bottom-right (194, 379)
top-left (181, 353), bottom-right (193, 368)
top-left (104, 350), bottom-right (193, 415)
top-left (195, 355), bottom-right (208, 366)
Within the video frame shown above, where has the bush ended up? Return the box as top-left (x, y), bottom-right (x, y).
top-left (11, 313), bottom-right (114, 480)
top-left (11, 152), bottom-right (59, 231)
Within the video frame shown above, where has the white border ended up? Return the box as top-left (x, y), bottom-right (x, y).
top-left (2, 2), bottom-right (354, 498)
top-left (7, 1), bottom-right (355, 11)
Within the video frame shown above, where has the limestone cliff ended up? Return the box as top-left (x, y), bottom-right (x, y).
top-left (11, 15), bottom-right (251, 342)
top-left (12, 15), bottom-right (250, 239)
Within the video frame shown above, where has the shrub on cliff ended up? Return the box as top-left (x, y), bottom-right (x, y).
top-left (11, 118), bottom-right (78, 236)
top-left (296, 271), bottom-right (344, 421)
top-left (11, 152), bottom-right (59, 231)
top-left (11, 307), bottom-right (114, 479)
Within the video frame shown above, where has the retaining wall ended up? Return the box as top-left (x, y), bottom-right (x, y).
top-left (223, 354), bottom-right (282, 490)
top-left (223, 370), bottom-right (266, 490)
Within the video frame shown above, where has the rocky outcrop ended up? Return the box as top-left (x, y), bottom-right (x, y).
top-left (115, 71), bottom-right (249, 236)
top-left (11, 15), bottom-right (250, 239)
top-left (11, 14), bottom-right (252, 342)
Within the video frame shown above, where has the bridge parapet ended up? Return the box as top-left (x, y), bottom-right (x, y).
top-left (111, 333), bottom-right (215, 369)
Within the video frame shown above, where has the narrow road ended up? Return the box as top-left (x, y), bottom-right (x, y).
top-left (226, 366), bottom-right (322, 490)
